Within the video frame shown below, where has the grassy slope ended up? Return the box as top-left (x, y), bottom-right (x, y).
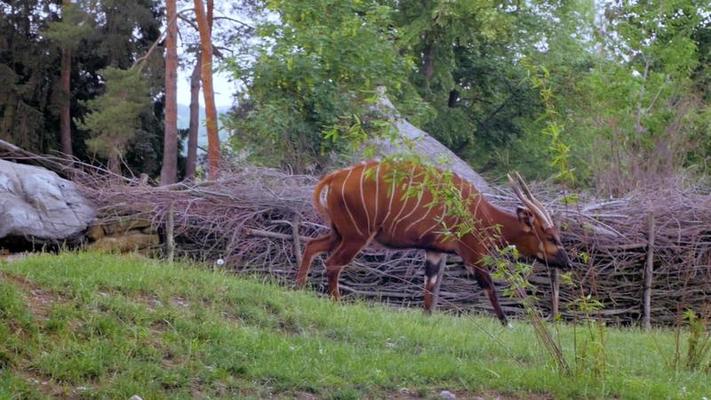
top-left (0, 253), bottom-right (708, 399)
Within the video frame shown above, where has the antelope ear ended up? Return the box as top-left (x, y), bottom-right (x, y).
top-left (516, 206), bottom-right (534, 232)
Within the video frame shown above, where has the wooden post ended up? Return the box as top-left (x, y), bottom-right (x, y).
top-left (166, 203), bottom-right (175, 263)
top-left (549, 268), bottom-right (560, 320)
top-left (430, 255), bottom-right (447, 311)
top-left (643, 214), bottom-right (655, 330)
top-left (292, 216), bottom-right (303, 267)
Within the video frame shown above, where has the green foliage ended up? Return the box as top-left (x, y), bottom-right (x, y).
top-left (682, 309), bottom-right (711, 372)
top-left (226, 0), bottom-right (562, 175)
top-left (225, 0), bottom-right (708, 189)
top-left (0, 0), bottom-right (166, 175)
top-left (1, 0), bottom-right (63, 151)
top-left (665, 308), bottom-right (711, 375)
top-left (44, 1), bottom-right (94, 50)
top-left (395, 0), bottom-right (544, 174)
top-left (571, 295), bottom-right (607, 380)
top-left (522, 60), bottom-right (576, 186)
top-left (488, 246), bottom-right (614, 384)
top-left (225, 0), bottom-right (427, 171)
top-left (568, 0), bottom-right (711, 192)
top-left (91, 0), bottom-right (161, 69)
top-left (669, 309), bottom-right (711, 373)
top-left (488, 247), bottom-right (569, 376)
top-left (81, 67), bottom-right (152, 168)
top-left (4, 0), bottom-right (709, 186)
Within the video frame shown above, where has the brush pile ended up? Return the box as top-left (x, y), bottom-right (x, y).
top-left (74, 165), bottom-right (711, 326)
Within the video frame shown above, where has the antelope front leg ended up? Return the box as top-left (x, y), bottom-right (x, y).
top-left (423, 251), bottom-right (445, 313)
top-left (459, 246), bottom-right (509, 326)
top-left (473, 267), bottom-right (508, 326)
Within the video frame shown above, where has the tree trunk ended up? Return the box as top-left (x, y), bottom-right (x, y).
top-left (193, 0), bottom-right (220, 180)
top-left (185, 56), bottom-right (201, 180)
top-left (422, 39), bottom-right (435, 82)
top-left (160, 0), bottom-right (179, 185)
top-left (643, 214), bottom-right (655, 330)
top-left (108, 152), bottom-right (121, 175)
top-left (60, 47), bottom-right (73, 157)
top-left (1, 94), bottom-right (17, 141)
top-left (207, 0), bottom-right (214, 32)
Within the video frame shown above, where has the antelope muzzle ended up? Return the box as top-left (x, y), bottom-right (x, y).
top-left (551, 249), bottom-right (572, 270)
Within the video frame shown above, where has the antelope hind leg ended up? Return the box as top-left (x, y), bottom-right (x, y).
top-left (296, 234), bottom-right (339, 288)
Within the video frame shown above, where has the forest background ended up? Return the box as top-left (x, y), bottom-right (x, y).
top-left (1, 0), bottom-right (709, 195)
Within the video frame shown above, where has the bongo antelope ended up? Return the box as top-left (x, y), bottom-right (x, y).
top-left (296, 160), bottom-right (570, 325)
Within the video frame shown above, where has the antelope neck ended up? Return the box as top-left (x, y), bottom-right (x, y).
top-left (470, 199), bottom-right (525, 247)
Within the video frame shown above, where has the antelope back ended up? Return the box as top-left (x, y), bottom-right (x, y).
top-left (315, 160), bottom-right (482, 244)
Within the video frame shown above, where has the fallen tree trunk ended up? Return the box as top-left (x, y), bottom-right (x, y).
top-left (367, 88), bottom-right (492, 194)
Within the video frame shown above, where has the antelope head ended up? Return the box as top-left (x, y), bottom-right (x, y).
top-left (507, 172), bottom-right (571, 269)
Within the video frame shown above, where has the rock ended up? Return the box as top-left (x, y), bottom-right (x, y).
top-left (398, 387), bottom-right (414, 396)
top-left (439, 390), bottom-right (456, 400)
top-left (128, 396), bottom-right (143, 400)
top-left (87, 233), bottom-right (159, 253)
top-left (0, 159), bottom-right (95, 240)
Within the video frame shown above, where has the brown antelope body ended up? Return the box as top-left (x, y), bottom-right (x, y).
top-left (296, 160), bottom-right (570, 324)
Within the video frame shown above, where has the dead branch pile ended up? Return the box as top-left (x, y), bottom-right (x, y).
top-left (77, 168), bottom-right (711, 326)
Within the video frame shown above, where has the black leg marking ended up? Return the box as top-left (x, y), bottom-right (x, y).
top-left (423, 251), bottom-right (444, 313)
top-left (474, 268), bottom-right (508, 326)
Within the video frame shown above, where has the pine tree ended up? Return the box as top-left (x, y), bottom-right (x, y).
top-left (45, 0), bottom-right (92, 157)
top-left (81, 68), bottom-right (151, 173)
top-left (1, 0), bottom-right (60, 152)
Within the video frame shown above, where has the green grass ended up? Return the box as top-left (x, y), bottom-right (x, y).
top-left (0, 253), bottom-right (708, 399)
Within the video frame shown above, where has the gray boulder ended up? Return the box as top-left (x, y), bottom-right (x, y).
top-left (0, 159), bottom-right (95, 240)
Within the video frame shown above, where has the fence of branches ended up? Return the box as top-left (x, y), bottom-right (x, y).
top-left (76, 166), bottom-right (710, 326)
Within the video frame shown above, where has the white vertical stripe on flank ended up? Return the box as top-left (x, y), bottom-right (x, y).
top-left (418, 204), bottom-right (448, 240)
top-left (381, 167), bottom-right (398, 229)
top-left (359, 165), bottom-right (371, 234)
top-left (341, 167), bottom-right (364, 237)
top-left (319, 183), bottom-right (330, 211)
top-left (372, 163), bottom-right (381, 230)
top-left (387, 165), bottom-right (417, 235)
top-left (404, 200), bottom-right (435, 233)
top-left (391, 186), bottom-right (425, 234)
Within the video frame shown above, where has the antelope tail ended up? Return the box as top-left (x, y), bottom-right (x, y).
top-left (312, 173), bottom-right (334, 218)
